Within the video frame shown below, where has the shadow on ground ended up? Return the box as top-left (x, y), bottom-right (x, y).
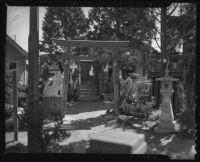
top-left (66, 101), bottom-right (106, 115)
top-left (63, 114), bottom-right (117, 130)
top-left (120, 123), bottom-right (196, 159)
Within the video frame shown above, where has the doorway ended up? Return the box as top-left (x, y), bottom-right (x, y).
top-left (80, 61), bottom-right (95, 86)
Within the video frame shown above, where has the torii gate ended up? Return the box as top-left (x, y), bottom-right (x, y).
top-left (53, 37), bottom-right (130, 117)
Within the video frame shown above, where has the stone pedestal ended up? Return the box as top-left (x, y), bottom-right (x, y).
top-left (87, 129), bottom-right (147, 154)
top-left (155, 70), bottom-right (179, 134)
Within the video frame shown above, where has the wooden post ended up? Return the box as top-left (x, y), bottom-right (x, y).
top-left (161, 7), bottom-right (167, 73)
top-left (112, 48), bottom-right (119, 116)
top-left (27, 7), bottom-right (41, 152)
top-left (13, 70), bottom-right (18, 141)
top-left (62, 47), bottom-right (70, 116)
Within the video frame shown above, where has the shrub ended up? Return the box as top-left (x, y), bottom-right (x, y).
top-left (120, 73), bottom-right (151, 104)
top-left (46, 143), bottom-right (73, 153)
top-left (119, 97), bottom-right (155, 119)
top-left (5, 143), bottom-right (27, 153)
top-left (177, 109), bottom-right (196, 137)
top-left (119, 101), bottom-right (132, 115)
top-left (42, 109), bottom-right (71, 151)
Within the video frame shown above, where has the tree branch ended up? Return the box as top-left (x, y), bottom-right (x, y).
top-left (167, 26), bottom-right (196, 54)
top-left (166, 29), bottom-right (174, 36)
top-left (167, 4), bottom-right (178, 16)
top-left (154, 27), bottom-right (161, 35)
top-left (148, 8), bottom-right (161, 23)
top-left (152, 32), bottom-right (161, 50)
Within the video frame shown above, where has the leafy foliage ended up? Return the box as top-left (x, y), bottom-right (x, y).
top-left (119, 98), bottom-right (155, 119)
top-left (42, 109), bottom-right (71, 151)
top-left (87, 7), bottom-right (156, 64)
top-left (181, 4), bottom-right (196, 112)
top-left (119, 73), bottom-right (154, 118)
top-left (46, 143), bottom-right (73, 153)
top-left (183, 55), bottom-right (196, 112)
top-left (5, 143), bottom-right (27, 153)
top-left (120, 73), bottom-right (151, 104)
top-left (177, 109), bottom-right (196, 137)
top-left (151, 3), bottom-right (196, 54)
top-left (40, 7), bottom-right (89, 63)
top-left (5, 72), bottom-right (13, 104)
top-left (88, 7), bottom-right (154, 41)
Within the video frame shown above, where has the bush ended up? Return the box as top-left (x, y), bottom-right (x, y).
top-left (46, 143), bottom-right (73, 153)
top-left (5, 143), bottom-right (27, 153)
top-left (120, 73), bottom-right (151, 104)
top-left (119, 98), bottom-right (155, 119)
top-left (42, 109), bottom-right (71, 151)
top-left (177, 109), bottom-right (196, 137)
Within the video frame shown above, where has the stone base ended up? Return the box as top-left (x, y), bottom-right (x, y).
top-left (154, 121), bottom-right (180, 134)
top-left (87, 129), bottom-right (147, 154)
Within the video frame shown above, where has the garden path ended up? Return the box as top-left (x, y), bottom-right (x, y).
top-left (5, 101), bottom-right (196, 159)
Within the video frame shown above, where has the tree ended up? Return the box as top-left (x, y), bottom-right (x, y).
top-left (151, 3), bottom-right (196, 111)
top-left (28, 7), bottom-right (44, 153)
top-left (87, 7), bottom-right (156, 76)
top-left (149, 3), bottom-right (196, 57)
top-left (181, 3), bottom-right (196, 110)
top-left (40, 7), bottom-right (89, 60)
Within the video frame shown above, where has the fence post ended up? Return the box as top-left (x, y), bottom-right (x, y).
top-left (13, 70), bottom-right (18, 141)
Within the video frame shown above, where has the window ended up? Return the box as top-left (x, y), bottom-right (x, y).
top-left (9, 62), bottom-right (17, 70)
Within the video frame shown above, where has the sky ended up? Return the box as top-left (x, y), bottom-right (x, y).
top-left (7, 7), bottom-right (91, 52)
top-left (6, 6), bottom-right (179, 53)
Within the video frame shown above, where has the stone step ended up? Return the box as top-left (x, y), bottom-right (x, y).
top-left (81, 83), bottom-right (96, 87)
top-left (79, 96), bottom-right (98, 101)
top-left (80, 85), bottom-right (96, 89)
top-left (79, 93), bottom-right (97, 97)
top-left (80, 89), bottom-right (97, 93)
top-left (80, 93), bottom-right (97, 96)
top-left (79, 98), bottom-right (98, 101)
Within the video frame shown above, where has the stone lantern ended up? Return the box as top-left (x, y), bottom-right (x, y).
top-left (154, 66), bottom-right (179, 133)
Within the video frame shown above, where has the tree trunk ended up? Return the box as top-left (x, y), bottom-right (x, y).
top-left (161, 7), bottom-right (167, 73)
top-left (28, 7), bottom-right (44, 152)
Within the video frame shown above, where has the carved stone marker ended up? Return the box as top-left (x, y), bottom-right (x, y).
top-left (155, 68), bottom-right (179, 133)
top-left (87, 129), bottom-right (147, 154)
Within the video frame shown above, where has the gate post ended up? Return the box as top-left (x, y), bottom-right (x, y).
top-left (62, 46), bottom-right (70, 117)
top-left (112, 48), bottom-right (119, 116)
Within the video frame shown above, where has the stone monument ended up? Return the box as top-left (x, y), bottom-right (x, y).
top-left (87, 129), bottom-right (147, 154)
top-left (154, 65), bottom-right (179, 133)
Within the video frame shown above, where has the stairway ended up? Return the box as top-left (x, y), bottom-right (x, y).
top-left (79, 81), bottom-right (98, 101)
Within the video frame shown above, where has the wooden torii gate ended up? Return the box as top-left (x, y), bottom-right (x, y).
top-left (53, 38), bottom-right (130, 117)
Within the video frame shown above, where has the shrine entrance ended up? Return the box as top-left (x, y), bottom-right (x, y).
top-left (79, 60), bottom-right (98, 101)
top-left (53, 38), bottom-right (130, 117)
top-left (80, 61), bottom-right (94, 84)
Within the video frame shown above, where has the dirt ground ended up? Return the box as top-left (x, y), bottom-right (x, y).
top-left (5, 101), bottom-right (196, 159)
